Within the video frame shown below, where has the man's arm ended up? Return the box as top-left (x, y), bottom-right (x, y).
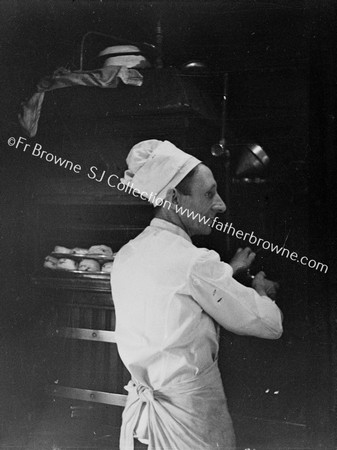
top-left (189, 250), bottom-right (283, 339)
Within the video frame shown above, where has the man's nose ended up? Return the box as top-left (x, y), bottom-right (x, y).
top-left (212, 194), bottom-right (226, 213)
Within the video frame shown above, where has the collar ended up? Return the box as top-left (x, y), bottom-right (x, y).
top-left (150, 218), bottom-right (192, 243)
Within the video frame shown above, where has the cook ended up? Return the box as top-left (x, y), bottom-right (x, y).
top-left (111, 139), bottom-right (283, 450)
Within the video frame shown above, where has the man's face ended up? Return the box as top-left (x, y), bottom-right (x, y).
top-left (175, 164), bottom-right (226, 236)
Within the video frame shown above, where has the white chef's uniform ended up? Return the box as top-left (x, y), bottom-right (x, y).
top-left (111, 218), bottom-right (283, 450)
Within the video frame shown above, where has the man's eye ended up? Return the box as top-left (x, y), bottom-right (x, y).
top-left (206, 191), bottom-right (214, 199)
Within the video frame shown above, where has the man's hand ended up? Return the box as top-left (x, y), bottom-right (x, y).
top-left (252, 271), bottom-right (280, 300)
top-left (229, 247), bottom-right (256, 276)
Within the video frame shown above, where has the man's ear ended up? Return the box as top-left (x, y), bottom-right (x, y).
top-left (166, 187), bottom-right (180, 205)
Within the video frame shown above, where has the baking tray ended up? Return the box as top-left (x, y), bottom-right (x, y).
top-left (42, 267), bottom-right (111, 278)
top-left (51, 252), bottom-right (114, 262)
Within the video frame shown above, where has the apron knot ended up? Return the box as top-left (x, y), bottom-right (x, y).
top-left (136, 383), bottom-right (154, 403)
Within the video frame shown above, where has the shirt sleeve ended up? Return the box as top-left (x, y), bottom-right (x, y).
top-left (189, 250), bottom-right (283, 339)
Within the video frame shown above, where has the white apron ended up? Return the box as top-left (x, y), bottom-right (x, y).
top-left (120, 360), bottom-right (235, 450)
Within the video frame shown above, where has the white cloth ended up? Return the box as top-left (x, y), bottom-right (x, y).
top-left (110, 218), bottom-right (283, 450)
top-left (121, 140), bottom-right (201, 205)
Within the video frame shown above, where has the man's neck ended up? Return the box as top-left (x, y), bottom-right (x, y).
top-left (154, 206), bottom-right (191, 237)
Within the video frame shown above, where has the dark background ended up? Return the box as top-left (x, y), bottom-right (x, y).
top-left (0, 1), bottom-right (336, 449)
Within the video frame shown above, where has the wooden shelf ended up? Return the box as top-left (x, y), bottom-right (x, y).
top-left (32, 271), bottom-right (111, 293)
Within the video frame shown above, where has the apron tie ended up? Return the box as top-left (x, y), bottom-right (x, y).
top-left (125, 380), bottom-right (155, 404)
top-left (136, 383), bottom-right (154, 404)
top-left (120, 362), bottom-right (235, 450)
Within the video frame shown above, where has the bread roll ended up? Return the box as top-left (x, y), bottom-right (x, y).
top-left (101, 261), bottom-right (114, 273)
top-left (54, 245), bottom-right (72, 254)
top-left (57, 258), bottom-right (78, 271)
top-left (78, 259), bottom-right (101, 272)
top-left (44, 255), bottom-right (58, 269)
top-left (72, 247), bottom-right (89, 255)
top-left (88, 245), bottom-right (113, 256)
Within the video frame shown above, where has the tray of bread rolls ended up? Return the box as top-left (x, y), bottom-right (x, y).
top-left (43, 245), bottom-right (115, 276)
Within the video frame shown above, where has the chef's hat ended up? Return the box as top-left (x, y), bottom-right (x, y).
top-left (121, 140), bottom-right (201, 205)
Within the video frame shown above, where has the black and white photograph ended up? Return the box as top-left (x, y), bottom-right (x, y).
top-left (0, 1), bottom-right (336, 449)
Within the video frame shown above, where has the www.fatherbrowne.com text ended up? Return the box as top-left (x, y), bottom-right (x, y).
top-left (175, 204), bottom-right (328, 273)
top-left (113, 179), bottom-right (328, 274)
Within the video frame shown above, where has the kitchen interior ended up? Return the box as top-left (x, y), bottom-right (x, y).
top-left (0, 1), bottom-right (336, 449)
